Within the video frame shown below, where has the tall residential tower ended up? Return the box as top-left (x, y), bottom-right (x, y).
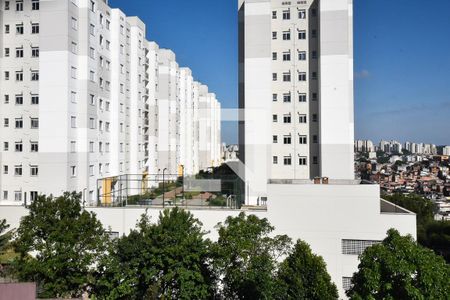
top-left (239, 0), bottom-right (354, 203)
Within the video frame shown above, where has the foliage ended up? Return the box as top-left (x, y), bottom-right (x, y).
top-left (383, 193), bottom-right (450, 262)
top-left (209, 196), bottom-right (227, 207)
top-left (277, 240), bottom-right (338, 300)
top-left (12, 193), bottom-right (109, 298)
top-left (0, 219), bottom-right (11, 255)
top-left (94, 207), bottom-right (214, 299)
top-left (213, 213), bottom-right (292, 299)
top-left (347, 229), bottom-right (450, 300)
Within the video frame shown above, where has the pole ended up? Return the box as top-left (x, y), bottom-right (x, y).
top-left (162, 168), bottom-right (167, 208)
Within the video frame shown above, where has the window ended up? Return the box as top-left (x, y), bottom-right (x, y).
top-left (312, 72), bottom-right (318, 80)
top-left (283, 72), bottom-right (291, 82)
top-left (283, 156), bottom-right (292, 165)
top-left (272, 115), bottom-right (278, 123)
top-left (272, 52), bottom-right (277, 60)
top-left (273, 135), bottom-right (278, 144)
top-left (312, 51), bottom-right (318, 59)
top-left (15, 142), bottom-right (23, 152)
top-left (298, 51), bottom-right (306, 60)
top-left (31, 0), bottom-right (39, 10)
top-left (298, 9), bottom-right (306, 19)
top-left (272, 94), bottom-right (278, 102)
top-left (31, 47), bottom-right (39, 57)
top-left (299, 157), bottom-right (307, 165)
top-left (283, 52), bottom-right (291, 61)
top-left (3, 142), bottom-right (9, 151)
top-left (313, 135), bottom-right (318, 143)
top-left (283, 93), bottom-right (291, 103)
top-left (70, 91), bottom-right (77, 103)
top-left (71, 116), bottom-right (76, 128)
top-left (299, 93), bottom-right (307, 102)
top-left (342, 239), bottom-right (381, 255)
top-left (4, 118), bottom-right (9, 128)
top-left (283, 114), bottom-right (291, 123)
top-left (30, 165), bottom-right (38, 176)
top-left (283, 135), bottom-right (291, 144)
top-left (89, 24), bottom-right (95, 35)
top-left (282, 31), bottom-right (291, 40)
top-left (272, 32), bottom-right (277, 40)
top-left (16, 47), bottom-right (23, 58)
top-left (312, 114), bottom-right (318, 122)
top-left (70, 166), bottom-right (77, 177)
top-left (70, 141), bottom-right (76, 153)
top-left (311, 29), bottom-right (317, 38)
top-left (106, 40), bottom-right (110, 50)
top-left (5, 1), bottom-right (10, 10)
top-left (5, 25), bottom-right (10, 34)
top-left (272, 11), bottom-right (277, 19)
top-left (89, 47), bottom-right (95, 59)
top-left (4, 95), bottom-right (10, 104)
top-left (299, 135), bottom-right (307, 144)
top-left (89, 118), bottom-right (95, 129)
top-left (14, 165), bottom-right (22, 176)
top-left (30, 191), bottom-right (38, 202)
top-left (15, 118), bottom-right (23, 128)
top-left (5, 71), bottom-right (10, 80)
top-left (15, 94), bottom-right (23, 105)
top-left (71, 67), bottom-right (77, 79)
top-left (342, 277), bottom-right (353, 292)
top-left (31, 23), bottom-right (39, 34)
top-left (282, 10), bottom-right (290, 20)
top-left (71, 42), bottom-right (78, 54)
top-left (299, 114), bottom-right (307, 123)
top-left (312, 93), bottom-right (318, 101)
top-left (71, 17), bottom-right (78, 30)
top-left (298, 30), bottom-right (306, 39)
top-left (89, 70), bottom-right (95, 82)
top-left (3, 165), bottom-right (8, 174)
top-left (31, 118), bottom-right (39, 128)
top-left (4, 48), bottom-right (10, 57)
top-left (313, 156), bottom-right (318, 165)
top-left (14, 24), bottom-right (21, 35)
top-left (14, 191), bottom-right (22, 202)
top-left (90, 0), bottom-right (95, 12)
top-left (89, 141), bottom-right (94, 153)
top-left (273, 156), bottom-right (278, 164)
top-left (272, 73), bottom-right (277, 81)
top-left (106, 20), bottom-right (110, 30)
top-left (31, 70), bottom-right (39, 81)
top-left (31, 142), bottom-right (38, 152)
top-left (89, 165), bottom-right (94, 176)
top-left (298, 72), bottom-right (307, 81)
top-left (16, 71), bottom-right (23, 81)
top-left (16, 0), bottom-right (23, 11)
top-left (89, 94), bottom-right (95, 105)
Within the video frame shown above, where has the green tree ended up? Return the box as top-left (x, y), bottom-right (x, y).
top-left (347, 229), bottom-right (450, 300)
top-left (277, 240), bottom-right (338, 300)
top-left (12, 193), bottom-right (109, 298)
top-left (384, 193), bottom-right (450, 263)
top-left (94, 207), bottom-right (214, 299)
top-left (0, 219), bottom-right (11, 255)
top-left (213, 213), bottom-right (292, 299)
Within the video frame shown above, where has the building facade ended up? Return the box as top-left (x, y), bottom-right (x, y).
top-left (0, 0), bottom-right (221, 205)
top-left (239, 0), bottom-right (354, 203)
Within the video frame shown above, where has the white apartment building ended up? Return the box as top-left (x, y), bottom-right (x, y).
top-left (0, 0), bottom-right (221, 205)
top-left (239, 0), bottom-right (354, 202)
top-left (443, 146), bottom-right (450, 156)
top-left (355, 139), bottom-right (374, 153)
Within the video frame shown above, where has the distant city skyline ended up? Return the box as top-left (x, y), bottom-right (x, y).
top-left (111, 0), bottom-right (450, 145)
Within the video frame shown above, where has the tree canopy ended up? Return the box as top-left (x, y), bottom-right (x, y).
top-left (213, 213), bottom-right (292, 299)
top-left (0, 219), bottom-right (11, 255)
top-left (94, 207), bottom-right (214, 300)
top-left (347, 229), bottom-right (450, 300)
top-left (12, 193), bottom-right (109, 298)
top-left (277, 240), bottom-right (338, 300)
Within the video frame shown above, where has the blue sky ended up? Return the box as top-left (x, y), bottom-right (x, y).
top-left (110, 0), bottom-right (450, 146)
